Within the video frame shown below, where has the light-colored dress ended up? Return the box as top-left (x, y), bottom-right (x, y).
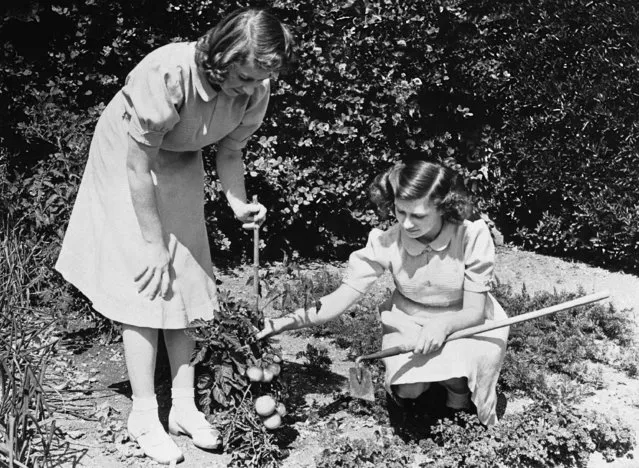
top-left (343, 219), bottom-right (509, 425)
top-left (55, 42), bottom-right (270, 329)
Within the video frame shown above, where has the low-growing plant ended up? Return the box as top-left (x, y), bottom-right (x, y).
top-left (295, 344), bottom-right (333, 375)
top-left (422, 401), bottom-right (635, 467)
top-left (306, 303), bottom-right (383, 359)
top-left (492, 282), bottom-right (636, 399)
top-left (316, 430), bottom-right (416, 468)
top-left (315, 400), bottom-right (635, 468)
top-left (263, 265), bottom-right (386, 357)
top-left (259, 262), bottom-right (342, 315)
top-left (0, 223), bottom-right (65, 467)
top-left (269, 265), bottom-right (635, 403)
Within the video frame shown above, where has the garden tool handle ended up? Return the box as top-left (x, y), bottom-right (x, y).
top-left (252, 195), bottom-right (259, 314)
top-left (355, 290), bottom-right (610, 362)
top-left (356, 346), bottom-right (407, 363)
top-left (445, 290), bottom-right (610, 341)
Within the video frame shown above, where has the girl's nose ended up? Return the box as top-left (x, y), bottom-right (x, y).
top-left (402, 218), bottom-right (414, 230)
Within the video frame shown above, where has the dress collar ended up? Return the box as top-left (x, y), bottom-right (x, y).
top-left (400, 221), bottom-right (455, 256)
top-left (190, 42), bottom-right (218, 102)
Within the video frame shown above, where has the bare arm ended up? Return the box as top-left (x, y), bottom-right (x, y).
top-left (126, 136), bottom-right (163, 243)
top-left (126, 135), bottom-right (171, 299)
top-left (257, 284), bottom-right (363, 339)
top-left (215, 145), bottom-right (266, 228)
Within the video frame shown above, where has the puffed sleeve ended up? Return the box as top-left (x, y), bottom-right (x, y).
top-left (121, 61), bottom-right (184, 147)
top-left (218, 80), bottom-right (270, 151)
top-left (463, 220), bottom-right (495, 293)
top-left (342, 228), bottom-right (390, 293)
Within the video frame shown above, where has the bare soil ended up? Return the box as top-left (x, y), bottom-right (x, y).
top-left (51, 245), bottom-right (639, 467)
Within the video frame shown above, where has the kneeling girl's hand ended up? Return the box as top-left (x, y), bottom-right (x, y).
top-left (414, 319), bottom-right (449, 355)
top-left (257, 318), bottom-right (285, 340)
top-left (255, 309), bottom-right (305, 340)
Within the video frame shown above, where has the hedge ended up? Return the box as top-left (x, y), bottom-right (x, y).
top-left (1, 0), bottom-right (637, 272)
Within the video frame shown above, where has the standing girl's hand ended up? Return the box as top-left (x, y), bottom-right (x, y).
top-left (235, 201), bottom-right (267, 229)
top-left (134, 241), bottom-right (173, 301)
top-left (414, 319), bottom-right (449, 355)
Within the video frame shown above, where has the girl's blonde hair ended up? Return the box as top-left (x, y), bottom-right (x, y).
top-left (195, 7), bottom-right (295, 86)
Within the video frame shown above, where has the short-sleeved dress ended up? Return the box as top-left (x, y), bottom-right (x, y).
top-left (343, 219), bottom-right (509, 426)
top-left (55, 42), bottom-right (270, 329)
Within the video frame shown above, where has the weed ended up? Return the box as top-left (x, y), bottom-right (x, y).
top-left (296, 344), bottom-right (333, 374)
top-left (0, 222), bottom-right (65, 467)
top-left (260, 263), bottom-right (341, 314)
top-left (493, 282), bottom-right (636, 399)
top-left (315, 401), bottom-right (634, 468)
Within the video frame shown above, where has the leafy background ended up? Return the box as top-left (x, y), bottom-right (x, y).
top-left (1, 0), bottom-right (638, 271)
top-left (2, 2), bottom-right (638, 466)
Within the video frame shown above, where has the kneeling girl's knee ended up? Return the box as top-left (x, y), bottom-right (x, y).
top-left (393, 382), bottom-right (430, 399)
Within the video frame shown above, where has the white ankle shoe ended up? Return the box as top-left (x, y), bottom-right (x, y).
top-left (168, 407), bottom-right (222, 450)
top-left (127, 415), bottom-right (184, 465)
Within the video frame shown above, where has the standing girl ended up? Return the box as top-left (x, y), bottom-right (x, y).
top-left (56, 8), bottom-right (294, 464)
top-left (258, 160), bottom-right (509, 426)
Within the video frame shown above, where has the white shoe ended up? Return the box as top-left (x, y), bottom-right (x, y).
top-left (168, 407), bottom-right (222, 450)
top-left (128, 416), bottom-right (184, 465)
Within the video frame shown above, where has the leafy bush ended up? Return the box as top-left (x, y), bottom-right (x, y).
top-left (1, 0), bottom-right (494, 263)
top-left (457, 0), bottom-right (639, 271)
top-left (3, 0), bottom-right (638, 270)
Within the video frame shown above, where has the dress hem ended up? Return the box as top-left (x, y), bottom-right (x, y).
top-left (55, 261), bottom-right (217, 330)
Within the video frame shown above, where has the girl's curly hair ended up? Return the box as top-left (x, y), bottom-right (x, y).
top-left (195, 7), bottom-right (295, 87)
top-left (369, 160), bottom-right (473, 223)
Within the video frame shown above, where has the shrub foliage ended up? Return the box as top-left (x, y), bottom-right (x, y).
top-left (1, 0), bottom-right (638, 269)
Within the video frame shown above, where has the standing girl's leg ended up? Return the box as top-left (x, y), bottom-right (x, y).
top-left (164, 329), bottom-right (221, 450)
top-left (122, 325), bottom-right (158, 397)
top-left (122, 324), bottom-right (183, 464)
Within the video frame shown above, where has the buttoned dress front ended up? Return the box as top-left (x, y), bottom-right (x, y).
top-left (55, 42), bottom-right (270, 329)
top-left (343, 219), bottom-right (509, 425)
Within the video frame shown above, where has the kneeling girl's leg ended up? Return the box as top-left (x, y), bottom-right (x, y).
top-left (393, 382), bottom-right (431, 400)
top-left (440, 377), bottom-right (470, 409)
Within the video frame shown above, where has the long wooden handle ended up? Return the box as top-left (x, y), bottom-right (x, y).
top-left (252, 195), bottom-right (260, 314)
top-left (356, 290), bottom-right (610, 362)
top-left (446, 290), bottom-right (609, 341)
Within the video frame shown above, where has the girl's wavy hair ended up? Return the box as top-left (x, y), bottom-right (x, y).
top-left (195, 7), bottom-right (295, 87)
top-left (369, 160), bottom-right (473, 223)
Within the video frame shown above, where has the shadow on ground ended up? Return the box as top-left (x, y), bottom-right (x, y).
top-left (278, 361), bottom-right (349, 422)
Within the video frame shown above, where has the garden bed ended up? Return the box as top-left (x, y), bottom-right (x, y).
top-left (18, 245), bottom-right (634, 467)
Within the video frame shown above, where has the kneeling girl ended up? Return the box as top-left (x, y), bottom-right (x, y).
top-left (258, 160), bottom-right (509, 426)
